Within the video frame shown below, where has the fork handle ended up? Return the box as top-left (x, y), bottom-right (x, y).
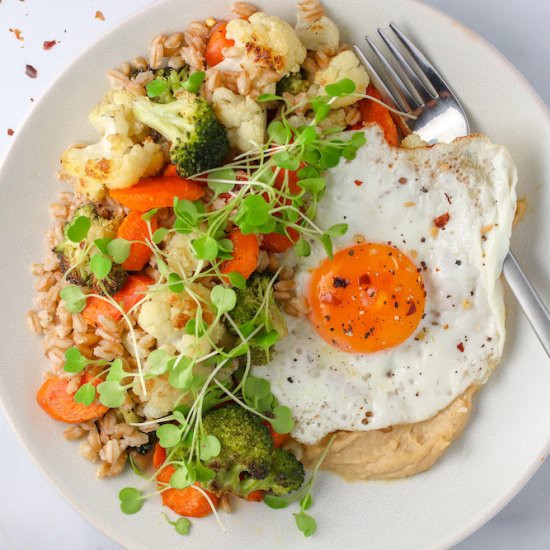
top-left (503, 250), bottom-right (550, 357)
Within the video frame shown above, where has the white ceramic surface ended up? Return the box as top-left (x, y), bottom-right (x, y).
top-left (1, 1), bottom-right (550, 549)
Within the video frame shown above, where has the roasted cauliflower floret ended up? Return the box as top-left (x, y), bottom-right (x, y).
top-left (133, 374), bottom-right (183, 419)
top-left (211, 87), bottom-right (266, 152)
top-left (164, 231), bottom-right (203, 276)
top-left (225, 12), bottom-right (307, 76)
top-left (137, 285), bottom-right (225, 355)
top-left (314, 50), bottom-right (370, 108)
top-left (295, 14), bottom-right (339, 55)
top-left (88, 89), bottom-right (148, 139)
top-left (61, 90), bottom-right (164, 201)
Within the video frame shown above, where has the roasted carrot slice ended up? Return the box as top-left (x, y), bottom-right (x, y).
top-left (109, 177), bottom-right (205, 211)
top-left (246, 490), bottom-right (265, 502)
top-left (357, 84), bottom-right (399, 146)
top-left (261, 228), bottom-right (299, 253)
top-left (264, 420), bottom-right (290, 448)
top-left (205, 22), bottom-right (234, 67)
top-left (37, 373), bottom-right (108, 424)
top-left (221, 229), bottom-right (259, 281)
top-left (83, 274), bottom-right (154, 326)
top-left (154, 444), bottom-right (219, 517)
top-left (117, 211), bottom-right (157, 271)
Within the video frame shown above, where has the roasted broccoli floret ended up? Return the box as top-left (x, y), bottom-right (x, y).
top-left (53, 204), bottom-right (127, 295)
top-left (202, 405), bottom-right (304, 498)
top-left (276, 72), bottom-right (310, 96)
top-left (147, 66), bottom-right (190, 104)
top-left (133, 91), bottom-right (229, 177)
top-left (228, 273), bottom-right (288, 366)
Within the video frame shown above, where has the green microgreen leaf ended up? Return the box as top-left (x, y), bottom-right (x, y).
top-left (97, 380), bottom-right (125, 408)
top-left (146, 349), bottom-right (172, 375)
top-left (194, 462), bottom-right (216, 483)
top-left (169, 357), bottom-right (194, 390)
top-left (268, 120), bottom-right (292, 144)
top-left (146, 78), bottom-right (169, 98)
top-left (60, 285), bottom-right (87, 313)
top-left (181, 71), bottom-right (206, 94)
top-left (325, 77), bottom-right (356, 97)
top-left (184, 318), bottom-right (207, 336)
top-left (298, 177), bottom-right (326, 195)
top-left (157, 423), bottom-right (182, 448)
top-left (170, 462), bottom-right (196, 489)
top-left (228, 271), bottom-right (246, 290)
top-left (141, 208), bottom-right (158, 222)
top-left (119, 487), bottom-right (144, 515)
top-left (174, 517), bottom-right (192, 535)
top-left (168, 272), bottom-right (184, 293)
top-left (257, 93), bottom-right (284, 102)
top-left (295, 125), bottom-right (317, 145)
top-left (270, 405), bottom-right (294, 434)
top-left (210, 285), bottom-right (237, 314)
top-left (254, 329), bottom-right (279, 350)
top-left (294, 511), bottom-right (317, 537)
top-left (272, 151), bottom-right (300, 171)
top-left (89, 253), bottom-right (112, 280)
top-left (94, 237), bottom-right (113, 255)
top-left (107, 238), bottom-right (131, 264)
top-left (207, 168), bottom-right (236, 198)
top-left (294, 239), bottom-right (311, 258)
top-left (74, 383), bottom-right (96, 406)
top-left (300, 494), bottom-right (313, 511)
top-left (63, 346), bottom-right (88, 373)
top-left (199, 434), bottom-right (221, 461)
top-left (106, 358), bottom-right (127, 383)
top-left (320, 233), bottom-right (334, 259)
top-left (324, 223), bottom-right (348, 237)
top-left (66, 215), bottom-right (91, 243)
top-left (152, 227), bottom-right (168, 244)
top-left (191, 235), bottom-right (218, 261)
top-left (264, 494), bottom-right (290, 509)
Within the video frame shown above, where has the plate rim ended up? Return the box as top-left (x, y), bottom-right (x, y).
top-left (1, 0), bottom-right (549, 548)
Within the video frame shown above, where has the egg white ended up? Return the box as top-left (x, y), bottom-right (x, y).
top-left (254, 126), bottom-right (517, 445)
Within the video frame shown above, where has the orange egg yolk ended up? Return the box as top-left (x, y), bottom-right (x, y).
top-left (308, 243), bottom-right (426, 353)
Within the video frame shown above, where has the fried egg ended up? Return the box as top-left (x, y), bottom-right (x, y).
top-left (254, 126), bottom-right (517, 445)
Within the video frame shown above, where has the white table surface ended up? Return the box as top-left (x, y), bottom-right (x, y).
top-left (1, 1), bottom-right (549, 548)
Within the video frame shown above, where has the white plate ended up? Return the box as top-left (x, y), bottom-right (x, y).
top-left (1, 1), bottom-right (549, 548)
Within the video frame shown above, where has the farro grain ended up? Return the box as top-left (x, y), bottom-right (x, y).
top-left (274, 290), bottom-right (292, 301)
top-left (274, 279), bottom-right (296, 292)
top-left (231, 2), bottom-right (258, 18)
top-left (64, 426), bottom-right (86, 440)
top-left (106, 69), bottom-right (130, 90)
top-left (27, 310), bottom-right (42, 334)
top-left (298, 0), bottom-right (325, 23)
top-left (168, 55), bottom-right (185, 69)
top-left (220, 492), bottom-right (233, 513)
top-left (131, 56), bottom-right (148, 70)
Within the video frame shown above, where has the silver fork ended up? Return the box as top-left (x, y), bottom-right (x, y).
top-left (354, 24), bottom-right (550, 357)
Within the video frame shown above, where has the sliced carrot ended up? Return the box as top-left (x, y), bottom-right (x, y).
top-left (221, 229), bottom-right (259, 281)
top-left (261, 227), bottom-right (299, 253)
top-left (264, 421), bottom-right (290, 448)
top-left (153, 441), bottom-right (166, 469)
top-left (357, 84), bottom-right (399, 146)
top-left (109, 177), bottom-right (205, 211)
top-left (156, 461), bottom-right (219, 517)
top-left (37, 373), bottom-right (108, 424)
top-left (246, 490), bottom-right (265, 502)
top-left (83, 274), bottom-right (154, 326)
top-left (205, 22), bottom-right (234, 67)
top-left (162, 164), bottom-right (179, 177)
top-left (117, 211), bottom-right (157, 271)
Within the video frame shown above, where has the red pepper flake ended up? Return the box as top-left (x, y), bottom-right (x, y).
top-left (434, 212), bottom-right (450, 228)
top-left (43, 40), bottom-right (57, 50)
top-left (95, 10), bottom-right (105, 21)
top-left (332, 276), bottom-right (350, 288)
top-left (406, 302), bottom-right (417, 316)
top-left (9, 28), bottom-right (24, 41)
top-left (25, 64), bottom-right (37, 78)
top-left (359, 274), bottom-right (371, 286)
top-left (398, 177), bottom-right (408, 184)
top-left (7, 129), bottom-right (14, 136)
top-left (354, 179), bottom-right (363, 187)
top-left (320, 292), bottom-right (341, 306)
top-left (457, 342), bottom-right (465, 353)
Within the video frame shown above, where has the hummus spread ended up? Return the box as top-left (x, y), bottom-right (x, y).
top-left (299, 385), bottom-right (478, 480)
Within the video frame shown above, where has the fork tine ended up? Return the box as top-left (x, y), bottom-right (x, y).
top-left (364, 36), bottom-right (421, 109)
top-left (377, 28), bottom-right (437, 102)
top-left (352, 44), bottom-right (409, 113)
top-left (389, 23), bottom-right (450, 95)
